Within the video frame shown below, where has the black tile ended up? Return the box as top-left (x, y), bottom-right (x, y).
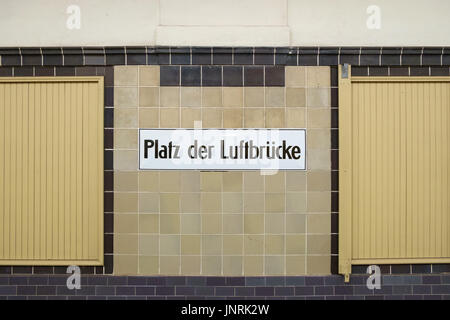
top-left (389, 66), bottom-right (409, 76)
top-left (171, 47), bottom-right (190, 65)
top-left (331, 234), bottom-right (338, 254)
top-left (331, 149), bottom-right (339, 170)
top-left (244, 66), bottom-right (264, 86)
top-left (202, 66), bottom-right (222, 86)
top-left (33, 266), bottom-right (54, 274)
top-left (43, 54), bottom-right (63, 66)
top-left (330, 256), bottom-right (339, 275)
top-left (2, 54), bottom-right (21, 66)
top-left (0, 67), bottom-right (13, 76)
top-left (156, 47), bottom-right (171, 65)
top-left (181, 66), bottom-right (201, 86)
top-left (104, 213), bottom-right (114, 233)
top-left (14, 67), bottom-right (33, 76)
top-left (443, 55), bottom-right (450, 65)
top-left (234, 47), bottom-right (253, 65)
top-left (412, 264), bottom-right (432, 274)
top-left (28, 276), bottom-right (49, 285)
top-left (402, 48), bottom-right (422, 55)
top-left (104, 150), bottom-right (113, 170)
top-left (331, 212), bottom-right (338, 233)
top-left (104, 108), bottom-right (114, 128)
top-left (94, 266), bottom-right (105, 275)
top-left (0, 48), bottom-right (20, 55)
top-left (17, 286), bottom-right (37, 295)
top-left (105, 47), bottom-right (125, 65)
top-left (37, 286), bottom-right (57, 296)
top-left (380, 265), bottom-right (391, 274)
top-left (254, 287), bottom-right (274, 296)
top-left (319, 54), bottom-right (338, 66)
top-left (381, 55), bottom-right (400, 66)
top-left (351, 66), bottom-right (368, 76)
top-left (63, 54), bottom-right (83, 66)
top-left (85, 53), bottom-right (105, 66)
top-left (206, 277), bottom-right (226, 286)
top-left (299, 47), bottom-right (319, 55)
top-left (79, 266), bottom-right (95, 275)
top-left (146, 47), bottom-right (159, 65)
top-left (274, 48), bottom-right (288, 65)
top-left (340, 47), bottom-right (360, 55)
top-left (352, 265), bottom-right (369, 274)
top-left (401, 55), bottom-right (421, 66)
top-left (103, 67), bottom-right (114, 86)
top-left (104, 255), bottom-right (113, 274)
top-left (391, 264), bottom-right (411, 274)
top-left (265, 66), bottom-right (284, 86)
top-left (104, 234), bottom-right (113, 254)
top-left (331, 129), bottom-right (338, 149)
top-left (410, 67), bottom-right (429, 76)
top-left (75, 66), bottom-right (96, 76)
top-left (104, 129), bottom-right (113, 149)
top-left (423, 48), bottom-right (442, 55)
top-left (212, 47), bottom-right (232, 65)
top-left (361, 47), bottom-right (381, 55)
top-left (360, 54), bottom-right (379, 65)
top-left (62, 47), bottom-right (83, 55)
top-left (369, 66), bottom-right (389, 76)
top-left (432, 264), bottom-right (450, 273)
top-left (320, 47), bottom-right (339, 55)
top-left (0, 266), bottom-right (12, 274)
top-left (192, 47), bottom-right (212, 65)
top-left (431, 66), bottom-right (449, 76)
top-left (331, 191), bottom-right (338, 212)
top-left (160, 66), bottom-right (180, 86)
top-left (331, 108), bottom-right (338, 128)
top-left (285, 48), bottom-right (298, 66)
top-left (423, 275), bottom-right (441, 284)
top-left (55, 67), bottom-right (75, 76)
top-left (104, 171), bottom-right (113, 191)
top-left (105, 87), bottom-right (114, 107)
top-left (156, 286), bottom-right (175, 295)
top-left (20, 48), bottom-right (40, 55)
top-left (422, 54), bottom-right (441, 66)
top-left (97, 66), bottom-right (107, 77)
top-left (330, 87), bottom-right (338, 107)
top-left (22, 54), bottom-right (42, 66)
top-left (254, 47), bottom-right (274, 65)
top-left (126, 47), bottom-right (146, 65)
top-left (340, 54), bottom-right (359, 65)
top-left (13, 266), bottom-right (33, 274)
top-left (298, 54), bottom-right (317, 66)
top-left (223, 66), bottom-right (243, 86)
top-left (330, 66), bottom-right (338, 87)
top-left (35, 66), bottom-right (54, 76)
top-left (381, 47), bottom-right (402, 55)
top-left (226, 277), bottom-right (245, 286)
top-left (104, 192), bottom-right (113, 212)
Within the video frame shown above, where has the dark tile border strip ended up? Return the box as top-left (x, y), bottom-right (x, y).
top-left (0, 66), bottom-right (114, 275)
top-left (0, 275), bottom-right (449, 300)
top-left (1, 47), bottom-right (449, 68)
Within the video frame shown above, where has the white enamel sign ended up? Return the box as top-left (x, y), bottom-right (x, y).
top-left (139, 129), bottom-right (306, 170)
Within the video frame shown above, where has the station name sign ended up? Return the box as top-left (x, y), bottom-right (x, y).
top-left (139, 129), bottom-right (306, 170)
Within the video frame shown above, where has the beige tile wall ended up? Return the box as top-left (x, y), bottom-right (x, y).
top-left (113, 65), bottom-right (331, 275)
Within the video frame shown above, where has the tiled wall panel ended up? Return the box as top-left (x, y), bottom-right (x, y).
top-left (113, 65), bottom-right (332, 276)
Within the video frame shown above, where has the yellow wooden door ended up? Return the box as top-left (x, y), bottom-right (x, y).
top-left (0, 77), bottom-right (104, 265)
top-left (339, 66), bottom-right (450, 280)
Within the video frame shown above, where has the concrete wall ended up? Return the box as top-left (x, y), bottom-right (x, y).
top-left (1, 0), bottom-right (449, 47)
